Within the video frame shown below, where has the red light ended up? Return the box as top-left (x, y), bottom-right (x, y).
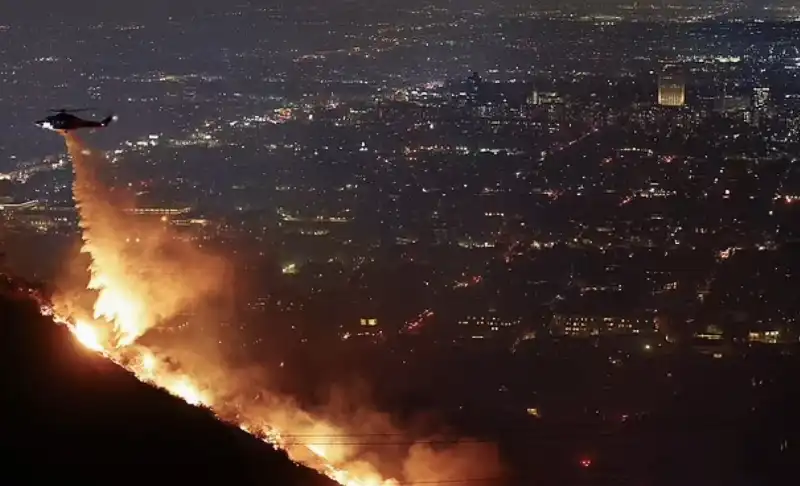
top-left (580, 458), bottom-right (592, 468)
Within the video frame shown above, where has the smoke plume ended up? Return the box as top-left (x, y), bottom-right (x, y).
top-left (57, 133), bottom-right (506, 486)
top-left (63, 133), bottom-right (228, 345)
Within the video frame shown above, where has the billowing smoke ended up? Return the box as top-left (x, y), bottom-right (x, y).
top-left (56, 133), bottom-right (507, 486)
top-left (232, 379), bottom-right (507, 486)
top-left (63, 133), bottom-right (228, 346)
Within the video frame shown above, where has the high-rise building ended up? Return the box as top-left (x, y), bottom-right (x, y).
top-left (526, 89), bottom-right (540, 106)
top-left (750, 87), bottom-right (771, 126)
top-left (753, 87), bottom-right (770, 110)
top-left (466, 71), bottom-right (483, 105)
top-left (658, 69), bottom-right (686, 107)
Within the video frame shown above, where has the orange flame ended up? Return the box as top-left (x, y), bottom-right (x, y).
top-left (73, 319), bottom-right (104, 352)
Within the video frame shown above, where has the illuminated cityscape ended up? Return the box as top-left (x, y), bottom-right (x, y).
top-left (0, 1), bottom-right (798, 484)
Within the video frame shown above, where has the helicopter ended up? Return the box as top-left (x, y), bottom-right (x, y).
top-left (35, 108), bottom-right (116, 132)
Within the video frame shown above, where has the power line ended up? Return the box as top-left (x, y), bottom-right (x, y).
top-left (393, 478), bottom-right (503, 485)
top-left (270, 422), bottom-right (768, 444)
top-left (278, 434), bottom-right (490, 440)
top-left (284, 440), bottom-right (493, 446)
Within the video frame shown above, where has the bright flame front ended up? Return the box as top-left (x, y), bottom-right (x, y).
top-left (73, 320), bottom-right (104, 352)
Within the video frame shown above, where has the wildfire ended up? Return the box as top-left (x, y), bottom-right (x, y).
top-left (54, 133), bottom-right (406, 486)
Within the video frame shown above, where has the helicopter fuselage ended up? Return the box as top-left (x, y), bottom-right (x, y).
top-left (35, 112), bottom-right (115, 132)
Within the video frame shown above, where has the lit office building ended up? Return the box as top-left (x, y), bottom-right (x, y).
top-left (658, 69), bottom-right (686, 107)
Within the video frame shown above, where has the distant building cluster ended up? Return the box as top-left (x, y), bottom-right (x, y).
top-left (551, 314), bottom-right (656, 338)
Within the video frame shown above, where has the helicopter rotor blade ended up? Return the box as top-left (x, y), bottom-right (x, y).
top-left (48, 107), bottom-right (97, 113)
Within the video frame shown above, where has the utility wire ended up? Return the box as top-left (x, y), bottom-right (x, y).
top-left (270, 423), bottom-right (766, 444)
top-left (389, 478), bottom-right (504, 485)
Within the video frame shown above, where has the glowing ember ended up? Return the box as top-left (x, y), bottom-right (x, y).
top-left (140, 351), bottom-right (156, 374)
top-left (170, 378), bottom-right (205, 406)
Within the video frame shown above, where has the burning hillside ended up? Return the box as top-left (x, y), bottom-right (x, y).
top-left (46, 134), bottom-right (505, 486)
top-left (0, 277), bottom-right (337, 485)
